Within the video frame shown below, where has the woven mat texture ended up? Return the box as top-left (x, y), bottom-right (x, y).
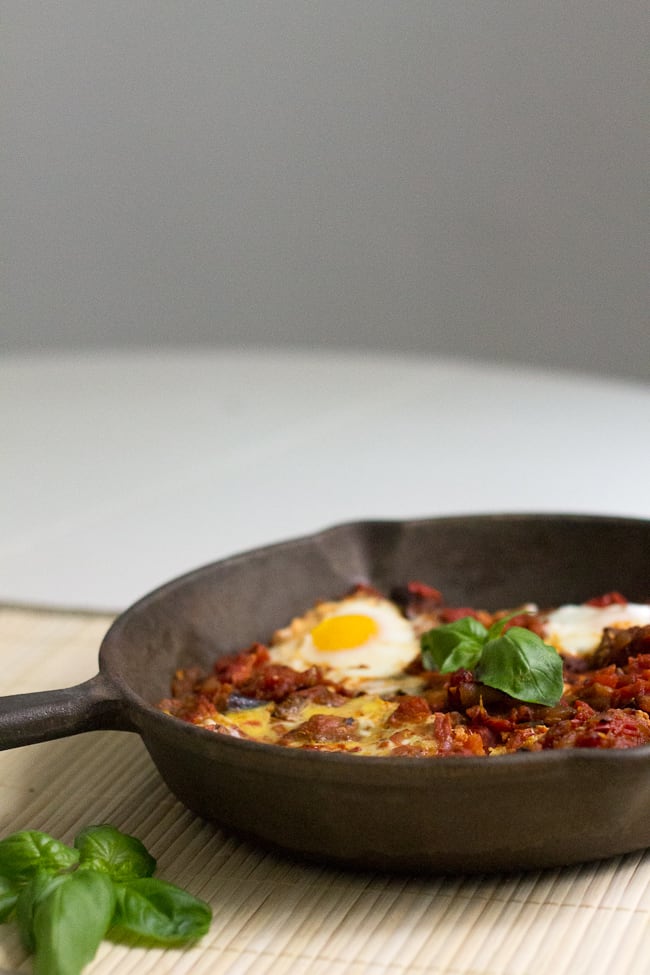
top-left (1, 606), bottom-right (649, 975)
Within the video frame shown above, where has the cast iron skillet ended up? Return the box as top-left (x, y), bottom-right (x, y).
top-left (1, 514), bottom-right (650, 874)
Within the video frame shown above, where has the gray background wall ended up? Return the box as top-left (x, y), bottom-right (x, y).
top-left (3, 1), bottom-right (649, 381)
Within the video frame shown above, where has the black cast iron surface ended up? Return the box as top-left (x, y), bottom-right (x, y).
top-left (1, 514), bottom-right (650, 872)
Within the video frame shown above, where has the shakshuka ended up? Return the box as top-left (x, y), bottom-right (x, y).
top-left (158, 584), bottom-right (650, 757)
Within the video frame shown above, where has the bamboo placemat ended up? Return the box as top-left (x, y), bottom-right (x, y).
top-left (1, 605), bottom-right (649, 975)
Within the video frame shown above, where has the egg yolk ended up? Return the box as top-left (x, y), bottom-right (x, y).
top-left (310, 614), bottom-right (379, 651)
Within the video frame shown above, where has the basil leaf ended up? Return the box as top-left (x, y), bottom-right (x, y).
top-left (112, 878), bottom-right (211, 945)
top-left (435, 639), bottom-right (486, 673)
top-left (0, 874), bottom-right (20, 923)
top-left (486, 609), bottom-right (529, 640)
top-left (420, 617), bottom-right (487, 672)
top-left (31, 870), bottom-right (115, 975)
top-left (75, 825), bottom-right (156, 882)
top-left (476, 627), bottom-right (564, 706)
top-left (15, 870), bottom-right (70, 953)
top-left (0, 831), bottom-right (78, 883)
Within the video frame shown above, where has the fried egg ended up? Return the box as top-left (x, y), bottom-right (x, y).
top-left (269, 594), bottom-right (420, 690)
top-left (542, 602), bottom-right (650, 656)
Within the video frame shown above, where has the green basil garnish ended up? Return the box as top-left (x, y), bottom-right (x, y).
top-left (420, 614), bottom-right (564, 706)
top-left (420, 616), bottom-right (488, 673)
top-left (476, 627), bottom-right (564, 706)
top-left (0, 825), bottom-right (212, 975)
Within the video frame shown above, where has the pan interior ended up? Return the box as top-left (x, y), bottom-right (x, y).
top-left (100, 513), bottom-right (650, 708)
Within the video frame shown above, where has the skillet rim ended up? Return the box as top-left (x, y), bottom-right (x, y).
top-left (99, 510), bottom-right (650, 772)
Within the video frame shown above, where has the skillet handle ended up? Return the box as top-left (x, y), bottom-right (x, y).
top-left (0, 673), bottom-right (135, 750)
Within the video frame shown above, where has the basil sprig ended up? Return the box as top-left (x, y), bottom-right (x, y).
top-left (420, 613), bottom-right (564, 706)
top-left (0, 825), bottom-right (211, 975)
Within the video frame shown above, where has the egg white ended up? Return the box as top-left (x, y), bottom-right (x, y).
top-left (269, 594), bottom-right (420, 689)
top-left (542, 602), bottom-right (650, 656)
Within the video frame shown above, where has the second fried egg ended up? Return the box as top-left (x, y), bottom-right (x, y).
top-left (542, 601), bottom-right (650, 656)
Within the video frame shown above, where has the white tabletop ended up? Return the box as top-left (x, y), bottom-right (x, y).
top-left (2, 348), bottom-right (649, 611)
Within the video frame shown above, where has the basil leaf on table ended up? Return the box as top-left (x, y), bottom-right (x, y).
top-left (15, 870), bottom-right (70, 953)
top-left (420, 616), bottom-right (487, 672)
top-left (0, 875), bottom-right (20, 923)
top-left (476, 627), bottom-right (565, 706)
top-left (113, 878), bottom-right (212, 944)
top-left (75, 825), bottom-right (156, 882)
top-left (0, 831), bottom-right (78, 883)
top-left (0, 823), bottom-right (213, 973)
top-left (31, 870), bottom-right (115, 975)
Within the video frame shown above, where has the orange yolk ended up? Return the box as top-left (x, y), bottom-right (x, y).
top-left (310, 614), bottom-right (379, 652)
